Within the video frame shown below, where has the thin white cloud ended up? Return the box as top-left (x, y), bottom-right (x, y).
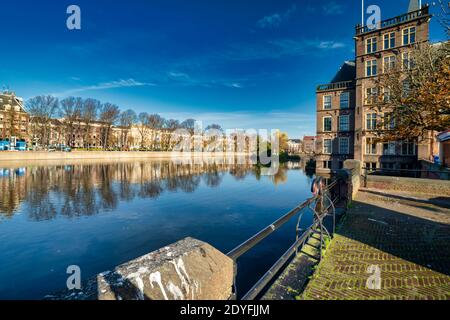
top-left (52, 79), bottom-right (156, 97)
top-left (220, 38), bottom-right (346, 61)
top-left (322, 1), bottom-right (345, 15)
top-left (317, 41), bottom-right (346, 49)
top-left (257, 4), bottom-right (297, 29)
top-left (164, 71), bottom-right (245, 89)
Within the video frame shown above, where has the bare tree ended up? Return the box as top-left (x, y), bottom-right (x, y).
top-left (163, 119), bottom-right (180, 151)
top-left (137, 112), bottom-right (151, 149)
top-left (205, 124), bottom-right (223, 132)
top-left (99, 103), bottom-right (121, 149)
top-left (26, 95), bottom-right (59, 147)
top-left (81, 98), bottom-right (100, 149)
top-left (119, 109), bottom-right (137, 150)
top-left (60, 97), bottom-right (82, 146)
top-left (148, 114), bottom-right (165, 150)
top-left (434, 0), bottom-right (449, 37)
top-left (181, 118), bottom-right (196, 135)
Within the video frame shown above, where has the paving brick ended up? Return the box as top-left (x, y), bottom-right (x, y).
top-left (302, 189), bottom-right (450, 300)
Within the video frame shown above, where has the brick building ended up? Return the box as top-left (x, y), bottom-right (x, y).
top-left (0, 91), bottom-right (30, 144)
top-left (316, 1), bottom-right (433, 173)
top-left (302, 136), bottom-right (317, 155)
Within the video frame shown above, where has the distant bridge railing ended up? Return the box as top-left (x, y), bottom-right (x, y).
top-left (227, 178), bottom-right (347, 300)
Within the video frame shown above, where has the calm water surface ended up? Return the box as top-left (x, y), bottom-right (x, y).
top-left (0, 158), bottom-right (315, 299)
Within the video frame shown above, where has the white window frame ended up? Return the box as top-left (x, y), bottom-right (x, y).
top-left (382, 142), bottom-right (396, 155)
top-left (366, 37), bottom-right (377, 54)
top-left (401, 140), bottom-right (416, 156)
top-left (323, 138), bottom-right (332, 154)
top-left (402, 51), bottom-right (412, 70)
top-left (383, 32), bottom-right (396, 50)
top-left (403, 27), bottom-right (416, 45)
top-left (365, 138), bottom-right (377, 155)
top-left (323, 95), bottom-right (332, 110)
top-left (365, 87), bottom-right (378, 105)
top-left (383, 87), bottom-right (392, 103)
top-left (366, 59), bottom-right (378, 77)
top-left (323, 116), bottom-right (332, 132)
top-left (383, 112), bottom-right (395, 130)
top-left (383, 55), bottom-right (396, 73)
top-left (339, 115), bottom-right (350, 132)
top-left (366, 113), bottom-right (377, 130)
top-left (340, 92), bottom-right (350, 109)
top-left (339, 137), bottom-right (350, 155)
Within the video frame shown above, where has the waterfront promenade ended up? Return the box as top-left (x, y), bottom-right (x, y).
top-left (302, 188), bottom-right (450, 300)
top-left (0, 151), bottom-right (246, 161)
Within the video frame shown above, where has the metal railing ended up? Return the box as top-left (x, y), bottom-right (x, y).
top-left (316, 80), bottom-right (355, 92)
top-left (227, 178), bottom-right (345, 300)
top-left (355, 6), bottom-right (430, 35)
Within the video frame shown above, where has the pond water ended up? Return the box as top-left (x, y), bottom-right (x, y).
top-left (0, 158), bottom-right (316, 299)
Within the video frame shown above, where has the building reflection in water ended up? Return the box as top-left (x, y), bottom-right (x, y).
top-left (0, 158), bottom-right (302, 221)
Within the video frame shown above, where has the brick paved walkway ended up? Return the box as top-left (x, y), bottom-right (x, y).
top-left (302, 189), bottom-right (450, 300)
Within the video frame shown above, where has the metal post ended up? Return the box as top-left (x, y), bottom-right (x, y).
top-left (231, 262), bottom-right (238, 300)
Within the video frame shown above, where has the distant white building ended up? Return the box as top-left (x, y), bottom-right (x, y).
top-left (287, 139), bottom-right (302, 154)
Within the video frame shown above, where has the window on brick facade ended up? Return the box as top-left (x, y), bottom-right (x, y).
top-left (403, 27), bottom-right (416, 45)
top-left (402, 51), bottom-right (413, 70)
top-left (366, 59), bottom-right (378, 77)
top-left (366, 37), bottom-right (377, 54)
top-left (402, 80), bottom-right (411, 97)
top-left (383, 32), bottom-right (396, 49)
top-left (339, 115), bottom-right (350, 131)
top-left (383, 142), bottom-right (396, 155)
top-left (401, 140), bottom-right (416, 155)
top-left (366, 113), bottom-right (378, 130)
top-left (323, 139), bottom-right (332, 154)
top-left (383, 112), bottom-right (395, 130)
top-left (340, 92), bottom-right (349, 109)
top-left (339, 137), bottom-right (349, 154)
top-left (365, 87), bottom-right (378, 104)
top-left (323, 117), bottom-right (332, 132)
top-left (383, 55), bottom-right (396, 72)
top-left (366, 138), bottom-right (377, 155)
top-left (323, 161), bottom-right (332, 169)
top-left (323, 95), bottom-right (332, 109)
top-left (383, 87), bottom-right (392, 103)
top-left (365, 162), bottom-right (377, 170)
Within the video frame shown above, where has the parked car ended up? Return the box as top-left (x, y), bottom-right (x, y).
top-left (0, 140), bottom-right (9, 151)
top-left (15, 141), bottom-right (27, 151)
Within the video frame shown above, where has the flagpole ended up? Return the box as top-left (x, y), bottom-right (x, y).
top-left (362, 0), bottom-right (365, 26)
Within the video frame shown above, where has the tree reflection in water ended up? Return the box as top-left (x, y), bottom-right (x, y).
top-left (0, 159), bottom-right (297, 221)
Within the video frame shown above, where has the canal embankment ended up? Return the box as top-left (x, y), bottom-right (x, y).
top-left (301, 182), bottom-right (450, 300)
top-left (0, 151), bottom-right (248, 164)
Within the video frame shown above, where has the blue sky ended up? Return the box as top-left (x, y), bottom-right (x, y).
top-left (0, 0), bottom-right (447, 138)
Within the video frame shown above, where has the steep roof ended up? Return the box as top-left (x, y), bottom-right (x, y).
top-left (330, 61), bottom-right (356, 83)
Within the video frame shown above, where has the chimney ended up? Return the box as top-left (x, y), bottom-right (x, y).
top-left (408, 0), bottom-right (420, 12)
